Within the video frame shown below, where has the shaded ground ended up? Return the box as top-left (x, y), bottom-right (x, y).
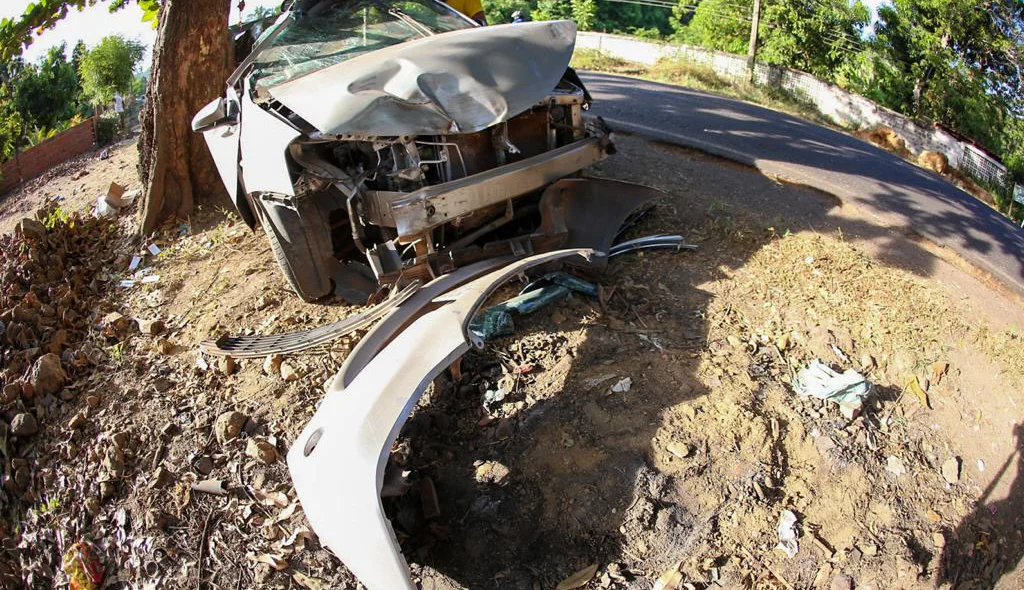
top-left (581, 71), bottom-right (1024, 302)
top-left (0, 134), bottom-right (1022, 590)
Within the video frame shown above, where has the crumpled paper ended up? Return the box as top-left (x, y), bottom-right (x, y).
top-left (776, 509), bottom-right (800, 558)
top-left (793, 359), bottom-right (872, 419)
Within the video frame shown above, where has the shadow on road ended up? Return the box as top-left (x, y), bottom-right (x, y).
top-left (582, 72), bottom-right (1024, 293)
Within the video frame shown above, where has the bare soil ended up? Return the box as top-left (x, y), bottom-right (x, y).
top-left (1, 133), bottom-right (1022, 590)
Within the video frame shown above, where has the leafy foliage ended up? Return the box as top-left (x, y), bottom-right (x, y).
top-left (758, 0), bottom-right (870, 78)
top-left (484, 0), bottom-right (531, 23)
top-left (868, 0), bottom-right (1023, 179)
top-left (13, 43), bottom-right (80, 131)
top-left (671, 0), bottom-right (751, 53)
top-left (0, 83), bottom-right (25, 161)
top-left (78, 35), bottom-right (145, 106)
top-left (0, 0), bottom-right (159, 62)
top-left (571, 0), bottom-right (598, 30)
top-left (533, 0), bottom-right (573, 22)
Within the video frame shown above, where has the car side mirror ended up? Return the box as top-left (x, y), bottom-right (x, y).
top-left (192, 97), bottom-right (239, 132)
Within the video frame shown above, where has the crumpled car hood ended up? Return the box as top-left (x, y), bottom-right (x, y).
top-left (265, 21), bottom-right (576, 137)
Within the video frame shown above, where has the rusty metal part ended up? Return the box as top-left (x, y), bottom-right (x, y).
top-left (287, 249), bottom-right (599, 590)
top-left (380, 136), bottom-right (607, 238)
top-left (198, 281), bottom-right (420, 358)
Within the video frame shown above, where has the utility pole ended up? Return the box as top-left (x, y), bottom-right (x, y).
top-left (747, 0), bottom-right (761, 83)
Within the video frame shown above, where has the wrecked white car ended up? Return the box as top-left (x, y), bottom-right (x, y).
top-left (194, 2), bottom-right (687, 588)
top-left (194, 0), bottom-right (618, 302)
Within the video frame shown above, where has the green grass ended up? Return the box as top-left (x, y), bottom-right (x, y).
top-left (571, 49), bottom-right (838, 129)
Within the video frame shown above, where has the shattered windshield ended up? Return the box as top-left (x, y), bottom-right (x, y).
top-left (251, 0), bottom-right (474, 90)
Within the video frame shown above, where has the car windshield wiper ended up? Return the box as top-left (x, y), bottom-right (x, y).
top-left (226, 10), bottom-right (298, 88)
top-left (370, 0), bottom-right (435, 37)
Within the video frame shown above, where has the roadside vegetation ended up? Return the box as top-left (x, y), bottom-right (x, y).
top-left (571, 48), bottom-right (835, 127)
top-left (0, 35), bottom-right (144, 162)
top-left (493, 0), bottom-right (1024, 192)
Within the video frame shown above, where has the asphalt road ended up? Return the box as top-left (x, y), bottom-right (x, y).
top-left (581, 72), bottom-right (1024, 298)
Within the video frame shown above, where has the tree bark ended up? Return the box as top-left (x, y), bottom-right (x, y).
top-left (138, 0), bottom-right (232, 234)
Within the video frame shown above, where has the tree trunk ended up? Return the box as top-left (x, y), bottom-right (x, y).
top-left (138, 0), bottom-right (232, 234)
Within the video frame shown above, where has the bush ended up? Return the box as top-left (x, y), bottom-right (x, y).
top-left (95, 114), bottom-right (119, 146)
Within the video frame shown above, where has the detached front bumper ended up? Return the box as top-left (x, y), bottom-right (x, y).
top-left (287, 249), bottom-right (600, 590)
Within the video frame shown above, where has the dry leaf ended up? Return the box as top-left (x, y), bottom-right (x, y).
top-left (555, 563), bottom-right (598, 590)
top-left (254, 489), bottom-right (289, 508)
top-left (282, 527), bottom-right (316, 552)
top-left (248, 551), bottom-right (288, 571)
top-left (653, 561), bottom-right (684, 590)
top-left (265, 501), bottom-right (300, 527)
top-left (293, 572), bottom-right (328, 590)
top-left (904, 376), bottom-right (930, 408)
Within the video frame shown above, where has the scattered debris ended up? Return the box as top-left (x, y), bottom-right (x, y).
top-left (904, 375), bottom-right (930, 408)
top-left (214, 410), bottom-right (247, 443)
top-left (192, 479), bottom-right (227, 495)
top-left (474, 460), bottom-right (510, 484)
top-left (793, 359), bottom-right (871, 419)
top-left (942, 457), bottom-right (961, 484)
top-left (199, 281), bottom-right (420, 358)
top-left (775, 510), bottom-right (800, 558)
top-left (653, 561), bottom-right (685, 590)
top-left (280, 361), bottom-right (301, 382)
top-left (555, 563), bottom-right (599, 590)
top-left (136, 318), bottom-right (165, 336)
top-left (886, 455), bottom-right (907, 477)
top-left (610, 376), bottom-right (632, 393)
top-left (246, 438), bottom-right (278, 464)
top-left (263, 354), bottom-right (283, 376)
top-left (62, 540), bottom-right (105, 590)
top-left (469, 272), bottom-right (596, 340)
top-left (11, 413), bottom-right (39, 437)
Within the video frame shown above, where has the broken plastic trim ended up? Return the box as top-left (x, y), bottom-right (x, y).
top-left (609, 234), bottom-right (697, 257)
top-left (287, 249), bottom-right (598, 590)
top-left (335, 257), bottom-right (511, 390)
top-left (198, 280), bottom-right (420, 358)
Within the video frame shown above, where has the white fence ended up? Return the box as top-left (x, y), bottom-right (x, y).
top-left (576, 31), bottom-right (1014, 193)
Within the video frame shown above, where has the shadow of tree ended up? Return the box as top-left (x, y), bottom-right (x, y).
top-left (581, 72), bottom-right (1024, 296)
top-left (939, 424), bottom-right (1024, 589)
top-left (375, 154), bottom-right (962, 588)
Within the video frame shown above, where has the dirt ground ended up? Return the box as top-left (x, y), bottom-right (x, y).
top-left (1, 133), bottom-right (1023, 590)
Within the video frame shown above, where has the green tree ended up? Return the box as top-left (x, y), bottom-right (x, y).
top-left (533, 0), bottom-right (573, 22)
top-left (13, 43), bottom-right (80, 131)
top-left (78, 35), bottom-right (145, 106)
top-left (758, 0), bottom-right (870, 78)
top-left (870, 0), bottom-right (1023, 169)
top-left (571, 0), bottom-right (598, 30)
top-left (599, 2), bottom-right (669, 35)
top-left (1, 0), bottom-right (231, 235)
top-left (484, 0), bottom-right (530, 24)
top-left (672, 0), bottom-right (751, 53)
top-left (0, 83), bottom-right (25, 161)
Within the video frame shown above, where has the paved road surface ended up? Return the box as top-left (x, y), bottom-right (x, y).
top-left (582, 72), bottom-right (1024, 298)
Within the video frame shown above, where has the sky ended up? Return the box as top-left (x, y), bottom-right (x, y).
top-left (3, 0), bottom-right (892, 66)
top-left (1, 0), bottom-right (282, 65)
